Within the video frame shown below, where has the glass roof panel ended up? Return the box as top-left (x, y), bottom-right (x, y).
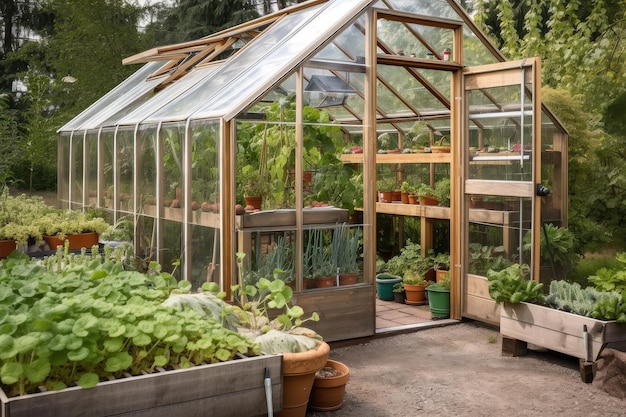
top-left (190, 0), bottom-right (372, 121)
top-left (59, 61), bottom-right (163, 132)
top-left (145, 6), bottom-right (324, 123)
top-left (116, 64), bottom-right (221, 126)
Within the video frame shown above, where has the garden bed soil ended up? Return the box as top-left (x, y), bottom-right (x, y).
top-left (307, 321), bottom-right (626, 417)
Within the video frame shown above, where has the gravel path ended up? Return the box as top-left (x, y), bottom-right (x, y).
top-left (306, 321), bottom-right (626, 417)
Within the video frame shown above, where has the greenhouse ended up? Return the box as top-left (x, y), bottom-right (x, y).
top-left (57, 0), bottom-right (568, 342)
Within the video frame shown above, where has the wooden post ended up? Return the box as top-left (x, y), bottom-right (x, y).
top-left (501, 336), bottom-right (527, 357)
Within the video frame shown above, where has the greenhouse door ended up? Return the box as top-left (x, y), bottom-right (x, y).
top-left (459, 58), bottom-right (542, 325)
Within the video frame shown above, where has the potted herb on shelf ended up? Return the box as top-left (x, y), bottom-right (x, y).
top-left (430, 135), bottom-right (450, 153)
top-left (433, 178), bottom-right (451, 207)
top-left (400, 181), bottom-right (411, 204)
top-left (415, 183), bottom-right (438, 206)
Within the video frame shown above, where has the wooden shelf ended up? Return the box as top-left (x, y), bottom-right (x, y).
top-left (340, 153), bottom-right (451, 164)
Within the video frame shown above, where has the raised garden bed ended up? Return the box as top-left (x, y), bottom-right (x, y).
top-left (0, 354), bottom-right (282, 417)
top-left (500, 301), bottom-right (626, 382)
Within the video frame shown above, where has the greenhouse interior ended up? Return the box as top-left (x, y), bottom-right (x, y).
top-left (57, 0), bottom-right (568, 342)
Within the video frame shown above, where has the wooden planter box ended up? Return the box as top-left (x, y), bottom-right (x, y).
top-left (500, 301), bottom-right (626, 362)
top-left (0, 355), bottom-right (282, 417)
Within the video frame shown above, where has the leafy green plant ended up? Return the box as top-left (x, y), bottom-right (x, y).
top-left (433, 178), bottom-right (450, 207)
top-left (0, 187), bottom-right (57, 246)
top-left (588, 252), bottom-right (626, 296)
top-left (36, 209), bottom-right (110, 239)
top-left (522, 223), bottom-right (578, 272)
top-left (384, 240), bottom-right (434, 278)
top-left (403, 270), bottom-right (428, 286)
top-left (392, 282), bottom-right (405, 293)
top-left (0, 252), bottom-right (259, 397)
top-left (205, 252), bottom-right (322, 354)
top-left (332, 223), bottom-right (361, 275)
top-left (487, 264), bottom-right (544, 304)
top-left (468, 243), bottom-right (510, 276)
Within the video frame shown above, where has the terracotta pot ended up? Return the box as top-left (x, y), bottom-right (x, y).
top-left (43, 232), bottom-right (99, 251)
top-left (278, 341), bottom-right (330, 417)
top-left (408, 194), bottom-right (419, 205)
top-left (316, 276), bottom-right (336, 288)
top-left (244, 196), bottom-right (262, 210)
top-left (378, 191), bottom-right (393, 203)
top-left (339, 273), bottom-right (358, 286)
top-left (391, 190), bottom-right (401, 202)
top-left (401, 192), bottom-right (409, 204)
top-left (419, 195), bottom-right (438, 206)
top-left (309, 359), bottom-right (350, 411)
top-left (404, 282), bottom-right (428, 305)
top-left (430, 146), bottom-right (450, 153)
top-left (0, 239), bottom-right (17, 259)
top-left (304, 278), bottom-right (316, 290)
top-left (436, 269), bottom-right (449, 283)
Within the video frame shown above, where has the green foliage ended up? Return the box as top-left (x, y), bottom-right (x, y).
top-left (487, 264), bottom-right (544, 304)
top-left (384, 240), bottom-right (433, 278)
top-left (0, 252), bottom-right (259, 397)
top-left (523, 223), bottom-right (579, 272)
top-left (468, 243), bottom-right (510, 276)
top-left (332, 224), bottom-right (361, 275)
top-left (545, 280), bottom-right (598, 317)
top-left (588, 252), bottom-right (626, 295)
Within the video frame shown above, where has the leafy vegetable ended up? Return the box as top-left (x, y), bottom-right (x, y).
top-left (487, 264), bottom-right (544, 304)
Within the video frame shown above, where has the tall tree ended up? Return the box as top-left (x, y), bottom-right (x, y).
top-left (146, 0), bottom-right (259, 45)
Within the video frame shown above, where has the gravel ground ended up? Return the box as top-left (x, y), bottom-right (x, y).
top-left (306, 321), bottom-right (626, 417)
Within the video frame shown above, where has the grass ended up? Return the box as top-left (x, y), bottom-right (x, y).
top-left (569, 255), bottom-right (624, 287)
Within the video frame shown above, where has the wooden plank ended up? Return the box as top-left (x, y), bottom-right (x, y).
top-left (2, 355), bottom-right (282, 417)
top-left (339, 153), bottom-right (452, 164)
top-left (498, 302), bottom-right (626, 361)
top-left (466, 274), bottom-right (491, 299)
top-left (292, 285), bottom-right (375, 342)
top-left (462, 293), bottom-right (500, 326)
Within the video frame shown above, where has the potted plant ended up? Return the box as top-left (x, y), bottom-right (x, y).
top-left (426, 273), bottom-right (451, 318)
top-left (433, 252), bottom-right (450, 283)
top-left (227, 252), bottom-right (330, 417)
top-left (305, 229), bottom-right (336, 288)
top-left (0, 187), bottom-right (56, 254)
top-left (393, 281), bottom-right (406, 304)
top-left (375, 273), bottom-right (402, 301)
top-left (385, 240), bottom-right (435, 281)
top-left (433, 178), bottom-right (450, 207)
top-left (403, 271), bottom-right (429, 305)
top-left (332, 224), bottom-right (360, 285)
top-left (430, 134), bottom-right (450, 153)
top-left (400, 181), bottom-right (411, 204)
top-left (376, 176), bottom-right (396, 203)
top-left (37, 209), bottom-right (110, 250)
top-left (308, 359), bottom-right (350, 411)
top-left (415, 183), bottom-right (438, 206)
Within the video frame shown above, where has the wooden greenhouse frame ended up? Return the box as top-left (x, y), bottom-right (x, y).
top-left (57, 0), bottom-right (568, 342)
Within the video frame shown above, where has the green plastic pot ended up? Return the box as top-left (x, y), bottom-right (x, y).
top-left (375, 273), bottom-right (402, 301)
top-left (426, 286), bottom-right (450, 318)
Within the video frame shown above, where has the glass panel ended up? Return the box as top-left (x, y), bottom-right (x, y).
top-left (162, 123), bottom-right (185, 216)
top-left (136, 215), bottom-right (156, 264)
top-left (191, 0), bottom-right (372, 120)
top-left (118, 65), bottom-right (220, 126)
top-left (59, 61), bottom-right (163, 131)
top-left (58, 133), bottom-right (71, 209)
top-left (70, 135), bottom-right (84, 209)
top-left (85, 131), bottom-right (99, 207)
top-left (467, 80), bottom-right (534, 182)
top-left (377, 18), bottom-right (454, 60)
top-left (116, 128), bottom-right (134, 214)
top-left (101, 129), bottom-right (115, 211)
top-left (468, 196), bottom-right (533, 276)
top-left (137, 125), bottom-right (158, 217)
top-left (189, 120), bottom-right (221, 289)
top-left (162, 219), bottom-right (183, 280)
